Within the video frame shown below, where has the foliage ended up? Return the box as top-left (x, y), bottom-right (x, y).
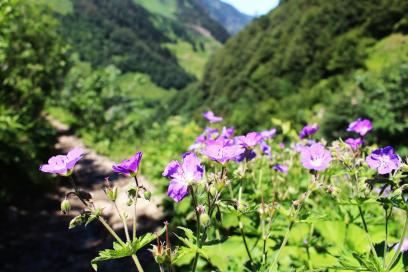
top-left (42, 115), bottom-right (408, 271)
top-left (59, 0), bottom-right (194, 89)
top-left (163, 0), bottom-right (408, 147)
top-left (0, 0), bottom-right (67, 203)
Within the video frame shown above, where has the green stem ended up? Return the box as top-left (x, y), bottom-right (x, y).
top-left (131, 254), bottom-right (144, 272)
top-left (190, 187), bottom-right (201, 272)
top-left (271, 219), bottom-right (294, 269)
top-left (383, 206), bottom-right (391, 268)
top-left (271, 190), bottom-right (312, 269)
top-left (133, 176), bottom-right (139, 241)
top-left (358, 205), bottom-right (378, 259)
top-left (385, 211), bottom-right (408, 271)
top-left (237, 185), bottom-right (254, 270)
top-left (69, 176), bottom-right (143, 271)
top-left (114, 202), bottom-right (131, 242)
top-left (239, 218), bottom-right (255, 269)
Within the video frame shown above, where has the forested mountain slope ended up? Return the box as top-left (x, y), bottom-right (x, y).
top-left (36, 0), bottom-right (231, 89)
top-left (165, 0), bottom-right (408, 149)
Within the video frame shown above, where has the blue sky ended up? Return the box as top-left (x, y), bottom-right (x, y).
top-left (221, 0), bottom-right (280, 16)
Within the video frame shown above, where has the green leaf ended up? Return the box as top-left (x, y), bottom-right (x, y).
top-left (132, 226), bottom-right (165, 252)
top-left (91, 242), bottom-right (133, 271)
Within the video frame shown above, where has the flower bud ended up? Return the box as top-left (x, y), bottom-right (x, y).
top-left (200, 213), bottom-right (210, 227)
top-left (61, 198), bottom-right (71, 214)
top-left (196, 204), bottom-right (206, 214)
top-left (106, 186), bottom-right (118, 202)
top-left (144, 191), bottom-right (152, 201)
top-left (209, 186), bottom-right (217, 197)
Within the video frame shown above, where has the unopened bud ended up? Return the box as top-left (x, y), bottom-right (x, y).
top-left (196, 204), bottom-right (206, 214)
top-left (144, 191), bottom-right (152, 201)
top-left (106, 186), bottom-right (118, 201)
top-left (61, 198), bottom-right (71, 214)
top-left (200, 213), bottom-right (210, 227)
top-left (209, 186), bottom-right (217, 197)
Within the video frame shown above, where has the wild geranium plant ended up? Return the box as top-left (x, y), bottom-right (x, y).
top-left (40, 150), bottom-right (164, 271)
top-left (41, 112), bottom-right (408, 271)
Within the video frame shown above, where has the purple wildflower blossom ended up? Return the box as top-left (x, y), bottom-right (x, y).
top-left (235, 132), bottom-right (263, 148)
top-left (39, 147), bottom-right (84, 175)
top-left (347, 118), bottom-right (372, 136)
top-left (366, 146), bottom-right (400, 174)
top-left (205, 127), bottom-right (219, 139)
top-left (394, 238), bottom-right (408, 252)
top-left (345, 138), bottom-right (364, 150)
top-left (300, 143), bottom-right (332, 171)
top-left (279, 143), bottom-right (285, 149)
top-left (201, 138), bottom-right (244, 164)
top-left (203, 111), bottom-right (223, 123)
top-left (261, 128), bottom-right (277, 140)
top-left (260, 141), bottom-right (272, 158)
top-left (163, 152), bottom-right (204, 202)
top-left (273, 164), bottom-right (288, 173)
top-left (235, 149), bottom-right (257, 162)
top-left (220, 127), bottom-right (235, 139)
top-left (299, 124), bottom-right (319, 139)
top-left (113, 151), bottom-right (143, 176)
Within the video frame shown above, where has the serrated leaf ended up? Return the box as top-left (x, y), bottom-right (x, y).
top-left (132, 226), bottom-right (166, 252)
top-left (91, 242), bottom-right (132, 271)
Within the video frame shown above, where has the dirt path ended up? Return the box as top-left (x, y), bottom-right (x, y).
top-left (0, 117), bottom-right (164, 272)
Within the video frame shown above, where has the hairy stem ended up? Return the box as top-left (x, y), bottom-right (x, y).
top-left (190, 187), bottom-right (201, 272)
top-left (271, 190), bottom-right (312, 269)
top-left (383, 206), bottom-right (392, 268)
top-left (114, 202), bottom-right (130, 242)
top-left (358, 205), bottom-right (378, 259)
top-left (133, 176), bottom-right (139, 241)
top-left (385, 211), bottom-right (408, 271)
top-left (131, 254), bottom-right (144, 272)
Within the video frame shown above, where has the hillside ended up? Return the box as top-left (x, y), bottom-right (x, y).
top-left (165, 0), bottom-right (408, 148)
top-left (36, 0), bottom-right (230, 89)
top-left (197, 0), bottom-right (253, 34)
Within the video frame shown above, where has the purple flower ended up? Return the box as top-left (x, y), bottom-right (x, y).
top-left (261, 128), bottom-right (277, 140)
top-left (366, 146), bottom-right (400, 174)
top-left (299, 124), bottom-right (319, 139)
top-left (279, 143), bottom-right (285, 149)
top-left (190, 128), bottom-right (219, 150)
top-left (273, 164), bottom-right (288, 173)
top-left (235, 149), bottom-right (257, 162)
top-left (205, 127), bottom-right (219, 139)
top-left (235, 132), bottom-right (263, 148)
top-left (39, 147), bottom-right (84, 175)
top-left (203, 111), bottom-right (223, 123)
top-left (300, 143), bottom-right (332, 171)
top-left (113, 151), bottom-right (143, 176)
top-left (394, 238), bottom-right (408, 252)
top-left (201, 138), bottom-right (244, 164)
top-left (220, 127), bottom-right (234, 139)
top-left (345, 138), bottom-right (364, 150)
top-left (162, 152), bottom-right (204, 202)
top-left (260, 141), bottom-right (272, 158)
top-left (347, 118), bottom-right (372, 136)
